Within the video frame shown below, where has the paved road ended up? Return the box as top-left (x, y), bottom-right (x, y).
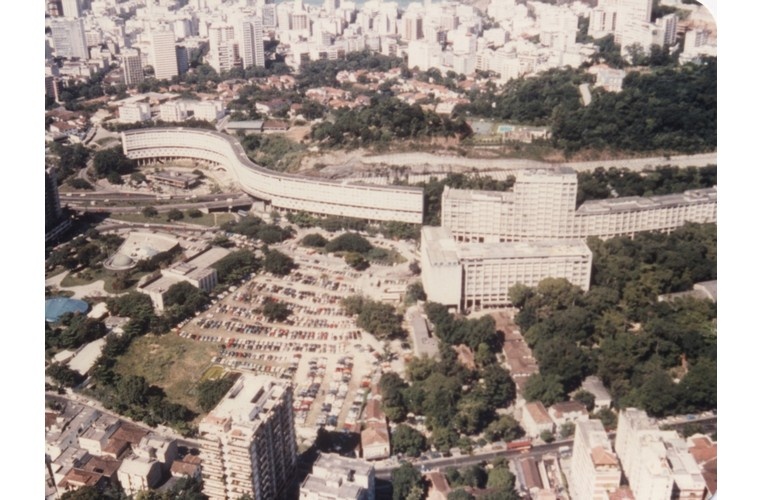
top-left (374, 413), bottom-right (717, 480)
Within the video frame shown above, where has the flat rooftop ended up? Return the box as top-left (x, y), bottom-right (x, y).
top-left (456, 239), bottom-right (592, 261)
top-left (313, 452), bottom-right (374, 476)
top-left (422, 226), bottom-right (460, 266)
top-left (443, 186), bottom-right (514, 202)
top-left (577, 187), bottom-right (716, 215)
top-left (202, 374), bottom-right (288, 427)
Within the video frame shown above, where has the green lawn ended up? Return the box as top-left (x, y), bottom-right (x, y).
top-left (114, 334), bottom-right (222, 414)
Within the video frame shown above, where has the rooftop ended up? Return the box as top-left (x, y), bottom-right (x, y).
top-left (200, 374), bottom-right (289, 431)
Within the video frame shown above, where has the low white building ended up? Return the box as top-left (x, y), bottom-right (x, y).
top-left (117, 457), bottom-right (163, 496)
top-left (119, 102), bottom-right (151, 123)
top-left (521, 401), bottom-right (555, 438)
top-left (300, 453), bottom-right (375, 500)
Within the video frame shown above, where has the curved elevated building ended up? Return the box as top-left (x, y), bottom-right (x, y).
top-left (121, 128), bottom-right (424, 224)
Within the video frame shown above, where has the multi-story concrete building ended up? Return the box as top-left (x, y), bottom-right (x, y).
top-left (150, 29), bottom-right (179, 81)
top-left (119, 102), bottom-right (151, 123)
top-left (239, 17), bottom-right (265, 69)
top-left (208, 24), bottom-right (239, 74)
top-left (121, 128), bottom-right (424, 223)
top-left (300, 453), bottom-right (375, 500)
top-left (441, 168), bottom-right (716, 243)
top-left (421, 226), bottom-right (592, 311)
top-left (615, 409), bottom-right (707, 500)
top-left (199, 374), bottom-right (297, 500)
top-left (62, 0), bottom-right (82, 18)
top-left (139, 246), bottom-right (230, 310)
top-left (569, 420), bottom-right (622, 500)
top-left (50, 18), bottom-right (88, 59)
top-left (121, 49), bottom-right (145, 86)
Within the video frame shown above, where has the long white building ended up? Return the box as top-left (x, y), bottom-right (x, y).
top-left (199, 374), bottom-right (297, 500)
top-left (121, 128), bottom-right (424, 223)
top-left (441, 168), bottom-right (717, 243)
top-left (421, 226), bottom-right (592, 311)
top-left (614, 409), bottom-right (707, 500)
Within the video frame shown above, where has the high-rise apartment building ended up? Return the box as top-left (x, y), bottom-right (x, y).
top-left (199, 374), bottom-right (297, 500)
top-left (150, 29), bottom-right (179, 80)
top-left (239, 17), bottom-right (265, 69)
top-left (62, 0), bottom-right (82, 18)
top-left (208, 24), bottom-right (239, 73)
top-left (50, 18), bottom-right (88, 59)
top-left (121, 49), bottom-right (145, 86)
top-left (569, 420), bottom-right (622, 500)
top-left (615, 409), bottom-right (707, 500)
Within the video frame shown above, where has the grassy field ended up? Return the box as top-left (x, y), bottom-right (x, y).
top-left (109, 212), bottom-right (235, 227)
top-left (113, 334), bottom-right (222, 414)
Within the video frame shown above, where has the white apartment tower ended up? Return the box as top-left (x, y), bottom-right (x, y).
top-left (199, 374), bottom-right (297, 500)
top-left (239, 17), bottom-right (265, 69)
top-left (122, 49), bottom-right (145, 86)
top-left (209, 24), bottom-right (239, 73)
top-left (62, 0), bottom-right (82, 18)
top-left (150, 29), bottom-right (179, 80)
top-left (50, 18), bottom-right (88, 59)
top-left (615, 409), bottom-right (707, 500)
top-left (569, 420), bottom-right (622, 500)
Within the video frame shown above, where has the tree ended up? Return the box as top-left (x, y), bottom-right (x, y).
top-left (187, 208), bottom-right (203, 218)
top-left (392, 462), bottom-right (424, 500)
top-left (46, 363), bottom-right (84, 387)
top-left (261, 299), bottom-right (292, 323)
top-left (523, 373), bottom-right (565, 407)
top-left (484, 415), bottom-right (525, 442)
top-left (142, 206), bottom-right (158, 218)
top-left (167, 209), bottom-right (184, 221)
top-left (263, 249), bottom-right (296, 276)
top-left (573, 390), bottom-right (596, 412)
top-left (93, 147), bottom-right (136, 178)
top-left (213, 250), bottom-right (259, 284)
top-left (392, 424), bottom-right (428, 457)
top-left (116, 375), bottom-right (150, 407)
top-left (301, 233), bottom-right (328, 247)
top-left (540, 430), bottom-right (555, 443)
top-left (345, 252), bottom-right (370, 271)
top-left (325, 233), bottom-right (374, 254)
top-left (448, 489), bottom-right (475, 500)
top-left (559, 422), bottom-right (576, 439)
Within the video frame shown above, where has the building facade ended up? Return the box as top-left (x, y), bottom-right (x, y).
top-left (199, 375), bottom-right (297, 500)
top-left (441, 168), bottom-right (717, 244)
top-left (122, 49), bottom-right (145, 86)
top-left (300, 453), bottom-right (375, 500)
top-left (150, 29), bottom-right (179, 80)
top-left (569, 420), bottom-right (622, 500)
top-left (421, 226), bottom-right (592, 311)
top-left (50, 18), bottom-right (88, 59)
top-left (121, 128), bottom-right (424, 223)
top-left (615, 409), bottom-right (707, 500)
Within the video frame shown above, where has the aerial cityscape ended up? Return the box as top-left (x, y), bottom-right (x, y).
top-left (42, 0), bottom-right (718, 499)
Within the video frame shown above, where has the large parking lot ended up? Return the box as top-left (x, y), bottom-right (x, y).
top-left (179, 237), bottom-right (416, 441)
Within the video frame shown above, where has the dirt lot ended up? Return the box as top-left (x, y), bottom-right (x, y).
top-left (113, 334), bottom-right (220, 414)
